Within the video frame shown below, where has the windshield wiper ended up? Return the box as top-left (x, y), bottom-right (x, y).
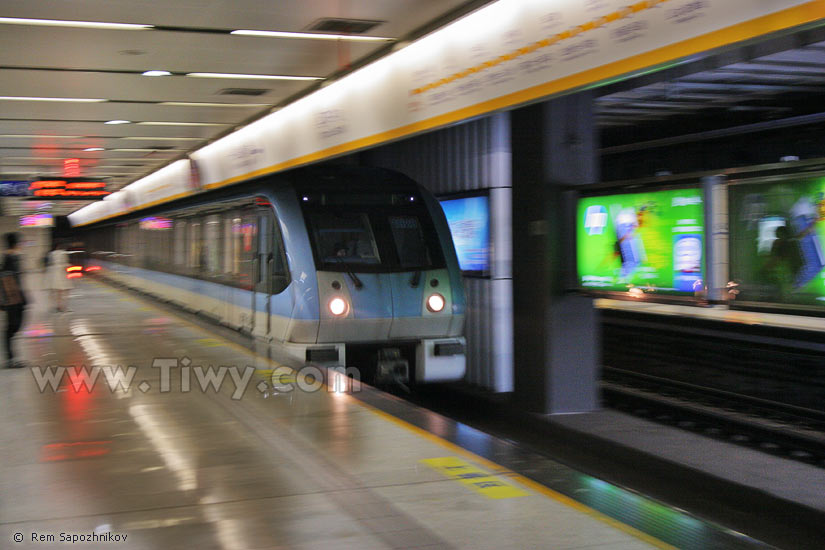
top-left (410, 270), bottom-right (422, 288)
top-left (333, 256), bottom-right (363, 289)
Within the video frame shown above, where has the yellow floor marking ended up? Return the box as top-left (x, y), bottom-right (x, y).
top-left (88, 278), bottom-right (674, 549)
top-left (195, 338), bottom-right (223, 347)
top-left (363, 403), bottom-right (675, 549)
top-left (421, 456), bottom-right (529, 499)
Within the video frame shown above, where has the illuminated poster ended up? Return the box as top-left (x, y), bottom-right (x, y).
top-left (729, 178), bottom-right (825, 308)
top-left (440, 195), bottom-right (490, 273)
top-left (20, 213), bottom-right (54, 227)
top-left (577, 188), bottom-right (705, 295)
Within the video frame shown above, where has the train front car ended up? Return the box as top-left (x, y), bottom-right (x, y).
top-left (285, 166), bottom-right (466, 385)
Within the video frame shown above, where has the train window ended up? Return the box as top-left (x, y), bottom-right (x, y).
top-left (389, 216), bottom-right (432, 269)
top-left (310, 213), bottom-right (381, 266)
top-left (92, 196), bottom-right (289, 293)
top-left (302, 201), bottom-right (444, 273)
top-left (139, 216), bottom-right (172, 270)
top-left (188, 220), bottom-right (202, 270)
top-left (231, 215), bottom-right (243, 275)
top-left (271, 219), bottom-right (289, 294)
top-left (173, 219), bottom-right (187, 266)
top-left (128, 222), bottom-right (140, 267)
top-left (258, 208), bottom-right (290, 295)
top-left (222, 213), bottom-right (236, 275)
top-left (204, 214), bottom-right (222, 275)
top-left (237, 210), bottom-right (258, 290)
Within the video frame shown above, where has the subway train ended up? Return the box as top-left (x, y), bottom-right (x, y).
top-left (75, 165), bottom-right (467, 384)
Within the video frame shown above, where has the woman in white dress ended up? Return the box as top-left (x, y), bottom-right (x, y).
top-left (47, 242), bottom-right (72, 312)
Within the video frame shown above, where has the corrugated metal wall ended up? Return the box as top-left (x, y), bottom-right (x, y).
top-left (358, 112), bottom-right (513, 392)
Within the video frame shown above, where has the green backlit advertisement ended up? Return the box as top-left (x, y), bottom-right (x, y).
top-left (729, 178), bottom-right (825, 308)
top-left (577, 189), bottom-right (705, 295)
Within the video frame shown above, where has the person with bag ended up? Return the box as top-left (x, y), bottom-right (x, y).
top-left (1, 232), bottom-right (27, 368)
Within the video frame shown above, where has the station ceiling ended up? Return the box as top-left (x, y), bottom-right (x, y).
top-left (0, 0), bottom-right (489, 215)
top-left (1, 1), bottom-right (824, 216)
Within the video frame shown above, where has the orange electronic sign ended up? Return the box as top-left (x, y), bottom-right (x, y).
top-left (28, 179), bottom-right (110, 199)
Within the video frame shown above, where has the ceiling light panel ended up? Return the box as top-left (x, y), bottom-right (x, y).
top-left (111, 148), bottom-right (183, 152)
top-left (136, 122), bottom-right (228, 126)
top-left (0, 135), bottom-right (83, 139)
top-left (120, 136), bottom-right (205, 141)
top-left (0, 96), bottom-right (107, 102)
top-left (0, 17), bottom-right (153, 30)
top-left (186, 72), bottom-right (322, 81)
top-left (231, 29), bottom-right (392, 42)
top-left (159, 102), bottom-right (270, 107)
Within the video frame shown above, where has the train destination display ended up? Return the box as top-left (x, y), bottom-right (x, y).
top-left (729, 177), bottom-right (825, 308)
top-left (577, 188), bottom-right (705, 295)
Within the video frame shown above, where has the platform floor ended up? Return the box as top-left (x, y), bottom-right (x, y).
top-left (0, 276), bottom-right (756, 549)
top-left (595, 298), bottom-right (825, 332)
top-left (0, 276), bottom-right (672, 550)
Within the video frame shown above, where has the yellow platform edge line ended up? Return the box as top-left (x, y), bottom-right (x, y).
top-left (88, 278), bottom-right (676, 549)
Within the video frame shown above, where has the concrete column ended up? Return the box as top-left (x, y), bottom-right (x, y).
top-left (511, 91), bottom-right (599, 414)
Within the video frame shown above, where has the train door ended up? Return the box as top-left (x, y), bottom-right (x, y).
top-left (251, 204), bottom-right (276, 339)
top-left (225, 206), bottom-right (260, 333)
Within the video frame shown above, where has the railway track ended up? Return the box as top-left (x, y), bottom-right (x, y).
top-left (602, 366), bottom-right (825, 468)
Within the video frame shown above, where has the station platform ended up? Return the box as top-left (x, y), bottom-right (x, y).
top-left (0, 276), bottom-right (812, 549)
top-left (595, 298), bottom-right (825, 333)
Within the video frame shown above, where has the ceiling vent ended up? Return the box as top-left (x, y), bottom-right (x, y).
top-left (307, 18), bottom-right (384, 34)
top-left (218, 88), bottom-right (269, 96)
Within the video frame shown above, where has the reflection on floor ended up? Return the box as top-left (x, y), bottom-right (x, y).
top-left (1, 277), bottom-right (670, 549)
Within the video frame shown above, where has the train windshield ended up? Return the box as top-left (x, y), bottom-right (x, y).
top-left (301, 189), bottom-right (445, 273)
top-left (311, 213), bottom-right (382, 266)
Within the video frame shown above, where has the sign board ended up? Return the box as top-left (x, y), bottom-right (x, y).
top-left (0, 181), bottom-right (31, 197)
top-left (29, 179), bottom-right (110, 199)
top-left (729, 177), bottom-right (825, 308)
top-left (577, 188), bottom-right (705, 295)
top-left (440, 194), bottom-right (491, 274)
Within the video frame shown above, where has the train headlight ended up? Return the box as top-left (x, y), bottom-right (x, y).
top-left (329, 297), bottom-right (348, 316)
top-left (426, 293), bottom-right (445, 313)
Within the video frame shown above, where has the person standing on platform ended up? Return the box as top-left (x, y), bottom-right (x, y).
top-left (48, 242), bottom-right (72, 312)
top-left (2, 232), bottom-right (27, 368)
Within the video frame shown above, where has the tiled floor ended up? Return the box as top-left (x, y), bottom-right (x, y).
top-left (0, 277), bottom-right (667, 549)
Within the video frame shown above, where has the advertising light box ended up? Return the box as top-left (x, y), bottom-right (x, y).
top-left (440, 195), bottom-right (490, 274)
top-left (729, 177), bottom-right (825, 308)
top-left (20, 213), bottom-right (54, 227)
top-left (577, 188), bottom-right (705, 295)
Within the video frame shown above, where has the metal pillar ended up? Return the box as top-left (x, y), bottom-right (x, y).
top-left (703, 175), bottom-right (729, 303)
top-left (511, 91), bottom-right (600, 414)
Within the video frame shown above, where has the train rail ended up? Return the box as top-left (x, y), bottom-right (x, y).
top-left (603, 366), bottom-right (825, 468)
